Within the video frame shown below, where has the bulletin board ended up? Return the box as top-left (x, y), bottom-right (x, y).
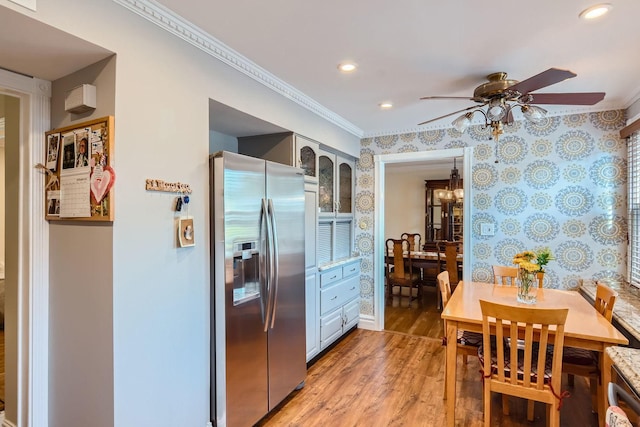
top-left (43, 116), bottom-right (115, 222)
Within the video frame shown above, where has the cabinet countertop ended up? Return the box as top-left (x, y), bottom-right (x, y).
top-left (318, 256), bottom-right (361, 272)
top-left (580, 280), bottom-right (640, 343)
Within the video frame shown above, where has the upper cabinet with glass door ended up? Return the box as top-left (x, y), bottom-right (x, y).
top-left (238, 132), bottom-right (319, 183)
top-left (318, 149), bottom-right (354, 218)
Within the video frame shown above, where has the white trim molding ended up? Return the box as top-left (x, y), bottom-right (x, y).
top-left (0, 68), bottom-right (50, 427)
top-left (113, 0), bottom-right (364, 138)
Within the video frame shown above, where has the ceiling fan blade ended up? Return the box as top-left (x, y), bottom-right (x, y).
top-left (418, 103), bottom-right (487, 126)
top-left (526, 92), bottom-right (605, 105)
top-left (508, 68), bottom-right (577, 95)
top-left (420, 96), bottom-right (482, 102)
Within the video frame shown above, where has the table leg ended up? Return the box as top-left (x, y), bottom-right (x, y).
top-left (600, 346), bottom-right (613, 427)
top-left (446, 321), bottom-right (458, 427)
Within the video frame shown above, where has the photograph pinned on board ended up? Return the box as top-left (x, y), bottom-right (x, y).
top-left (61, 132), bottom-right (76, 170)
top-left (178, 217), bottom-right (195, 247)
top-left (46, 133), bottom-right (60, 170)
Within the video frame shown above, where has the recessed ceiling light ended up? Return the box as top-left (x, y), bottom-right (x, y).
top-left (379, 102), bottom-right (393, 109)
top-left (579, 3), bottom-right (612, 20)
top-left (338, 62), bottom-right (357, 72)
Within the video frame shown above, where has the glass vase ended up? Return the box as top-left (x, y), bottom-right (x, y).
top-left (516, 268), bottom-right (538, 304)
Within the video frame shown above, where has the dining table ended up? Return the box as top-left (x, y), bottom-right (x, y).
top-left (441, 281), bottom-right (629, 427)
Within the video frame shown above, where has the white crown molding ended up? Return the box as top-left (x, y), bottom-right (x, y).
top-left (113, 0), bottom-right (364, 138)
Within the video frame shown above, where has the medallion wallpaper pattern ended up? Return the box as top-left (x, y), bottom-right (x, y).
top-left (354, 110), bottom-right (627, 317)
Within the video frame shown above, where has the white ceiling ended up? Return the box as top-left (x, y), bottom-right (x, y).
top-left (1, 2), bottom-right (638, 140)
top-left (159, 0), bottom-right (640, 137)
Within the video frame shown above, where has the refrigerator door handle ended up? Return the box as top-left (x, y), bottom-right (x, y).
top-left (260, 198), bottom-right (272, 332)
top-left (267, 198), bottom-right (279, 329)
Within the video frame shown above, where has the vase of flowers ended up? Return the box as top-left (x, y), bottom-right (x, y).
top-left (512, 249), bottom-right (553, 304)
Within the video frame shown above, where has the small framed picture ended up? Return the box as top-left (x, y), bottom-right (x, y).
top-left (178, 217), bottom-right (195, 247)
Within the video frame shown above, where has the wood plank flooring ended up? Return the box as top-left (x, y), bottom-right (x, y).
top-left (258, 286), bottom-right (598, 426)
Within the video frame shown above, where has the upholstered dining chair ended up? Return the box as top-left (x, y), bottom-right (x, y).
top-left (385, 238), bottom-right (421, 306)
top-left (563, 282), bottom-right (618, 413)
top-left (607, 382), bottom-right (640, 426)
top-left (492, 265), bottom-right (519, 286)
top-left (478, 300), bottom-right (568, 427)
top-left (439, 270), bottom-right (483, 396)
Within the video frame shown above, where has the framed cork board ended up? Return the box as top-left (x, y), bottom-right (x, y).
top-left (43, 116), bottom-right (115, 221)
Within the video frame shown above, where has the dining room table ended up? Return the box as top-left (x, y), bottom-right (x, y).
top-left (441, 281), bottom-right (629, 427)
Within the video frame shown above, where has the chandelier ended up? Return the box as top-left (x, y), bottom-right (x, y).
top-left (450, 97), bottom-right (547, 143)
top-left (436, 157), bottom-right (463, 203)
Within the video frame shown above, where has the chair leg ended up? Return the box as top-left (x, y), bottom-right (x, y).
top-left (502, 394), bottom-right (509, 415)
top-left (567, 373), bottom-right (575, 386)
top-left (462, 354), bottom-right (468, 364)
top-left (527, 399), bottom-right (534, 421)
top-left (484, 385), bottom-right (491, 427)
top-left (591, 377), bottom-right (599, 413)
top-left (443, 346), bottom-right (447, 398)
top-left (550, 398), bottom-right (560, 427)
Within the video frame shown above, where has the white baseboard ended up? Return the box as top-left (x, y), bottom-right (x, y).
top-left (358, 315), bottom-right (380, 331)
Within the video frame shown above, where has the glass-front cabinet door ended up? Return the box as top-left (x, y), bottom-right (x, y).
top-left (318, 153), bottom-right (335, 214)
top-left (295, 135), bottom-right (319, 183)
top-left (337, 159), bottom-right (353, 215)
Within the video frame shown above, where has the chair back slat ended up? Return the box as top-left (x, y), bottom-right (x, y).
top-left (386, 238), bottom-right (408, 278)
top-left (595, 282), bottom-right (617, 322)
top-left (492, 265), bottom-right (519, 286)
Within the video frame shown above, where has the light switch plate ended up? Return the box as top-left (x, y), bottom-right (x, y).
top-left (481, 223), bottom-right (495, 236)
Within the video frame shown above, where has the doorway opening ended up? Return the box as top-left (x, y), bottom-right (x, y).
top-left (373, 148), bottom-right (472, 333)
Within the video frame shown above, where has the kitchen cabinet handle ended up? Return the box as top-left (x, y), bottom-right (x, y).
top-left (331, 296), bottom-right (338, 301)
top-left (350, 286), bottom-right (356, 291)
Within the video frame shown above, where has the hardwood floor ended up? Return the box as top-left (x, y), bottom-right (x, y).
top-left (257, 286), bottom-right (597, 426)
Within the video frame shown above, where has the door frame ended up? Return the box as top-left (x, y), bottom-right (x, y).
top-left (0, 68), bottom-right (50, 427)
top-left (372, 147), bottom-right (472, 331)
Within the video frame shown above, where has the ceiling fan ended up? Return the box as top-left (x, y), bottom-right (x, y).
top-left (418, 68), bottom-right (605, 141)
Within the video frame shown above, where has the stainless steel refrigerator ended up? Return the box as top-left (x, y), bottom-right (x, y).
top-left (210, 151), bottom-right (306, 427)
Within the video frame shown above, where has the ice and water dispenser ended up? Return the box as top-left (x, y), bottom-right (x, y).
top-left (232, 240), bottom-right (260, 305)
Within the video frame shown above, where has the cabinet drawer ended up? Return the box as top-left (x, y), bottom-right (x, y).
top-left (342, 261), bottom-right (360, 278)
top-left (320, 310), bottom-right (343, 348)
top-left (320, 282), bottom-right (345, 316)
top-left (320, 268), bottom-right (343, 287)
top-left (342, 275), bottom-right (359, 302)
top-left (343, 298), bottom-right (360, 330)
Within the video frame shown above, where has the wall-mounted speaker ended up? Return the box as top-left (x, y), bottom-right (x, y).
top-left (65, 84), bottom-right (96, 114)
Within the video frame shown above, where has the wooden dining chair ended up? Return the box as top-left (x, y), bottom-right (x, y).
top-left (492, 265), bottom-right (519, 286)
top-left (401, 232), bottom-right (421, 254)
top-left (385, 238), bottom-right (421, 306)
top-left (479, 300), bottom-right (568, 427)
top-left (563, 282), bottom-right (618, 413)
top-left (439, 271), bottom-right (483, 395)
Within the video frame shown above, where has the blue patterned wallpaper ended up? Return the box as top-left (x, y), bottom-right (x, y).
top-left (354, 110), bottom-right (627, 316)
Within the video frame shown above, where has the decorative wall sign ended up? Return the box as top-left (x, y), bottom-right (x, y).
top-left (42, 116), bottom-right (115, 221)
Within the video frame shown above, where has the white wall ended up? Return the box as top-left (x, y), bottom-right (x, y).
top-left (209, 129), bottom-right (238, 154)
top-left (384, 169), bottom-right (426, 242)
top-left (0, 1), bottom-right (360, 426)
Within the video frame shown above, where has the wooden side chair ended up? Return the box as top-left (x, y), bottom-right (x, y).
top-left (492, 265), bottom-right (519, 286)
top-left (385, 238), bottom-right (421, 306)
top-left (479, 300), bottom-right (568, 427)
top-left (401, 232), bottom-right (421, 254)
top-left (563, 282), bottom-right (618, 413)
top-left (438, 271), bottom-right (483, 395)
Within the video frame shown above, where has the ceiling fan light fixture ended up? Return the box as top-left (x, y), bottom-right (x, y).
top-left (487, 99), bottom-right (507, 121)
top-left (379, 102), bottom-right (393, 109)
top-left (579, 3), bottom-right (612, 20)
top-left (451, 112), bottom-right (473, 134)
top-left (521, 104), bottom-right (548, 123)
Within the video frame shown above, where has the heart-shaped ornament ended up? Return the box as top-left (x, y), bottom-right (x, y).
top-left (91, 165), bottom-right (115, 204)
